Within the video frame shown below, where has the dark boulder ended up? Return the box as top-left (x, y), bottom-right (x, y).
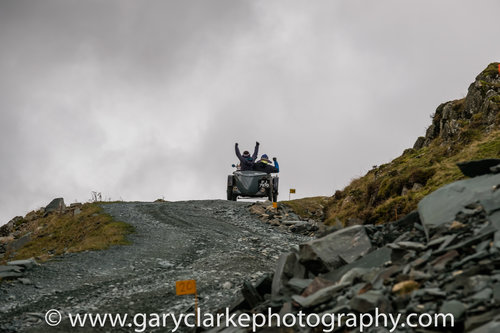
top-left (457, 159), bottom-right (500, 177)
top-left (44, 198), bottom-right (66, 215)
top-left (299, 225), bottom-right (372, 274)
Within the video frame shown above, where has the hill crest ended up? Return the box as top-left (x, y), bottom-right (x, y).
top-left (323, 62), bottom-right (500, 226)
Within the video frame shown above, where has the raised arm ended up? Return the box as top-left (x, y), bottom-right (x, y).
top-left (252, 141), bottom-right (260, 161)
top-left (235, 143), bottom-right (242, 160)
top-left (273, 157), bottom-right (280, 172)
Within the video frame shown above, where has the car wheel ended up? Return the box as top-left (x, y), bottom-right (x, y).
top-left (227, 186), bottom-right (234, 201)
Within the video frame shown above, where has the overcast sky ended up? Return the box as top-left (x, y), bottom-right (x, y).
top-left (1, 0), bottom-right (499, 224)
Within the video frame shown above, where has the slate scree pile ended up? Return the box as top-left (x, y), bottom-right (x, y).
top-left (219, 159), bottom-right (500, 333)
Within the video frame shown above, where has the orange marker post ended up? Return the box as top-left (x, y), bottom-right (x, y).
top-left (498, 63), bottom-right (500, 74)
top-left (175, 280), bottom-right (198, 325)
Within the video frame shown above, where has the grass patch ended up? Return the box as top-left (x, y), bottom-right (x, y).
top-left (3, 203), bottom-right (134, 263)
top-left (281, 196), bottom-right (329, 220)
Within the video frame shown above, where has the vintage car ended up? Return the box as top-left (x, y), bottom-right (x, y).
top-left (227, 170), bottom-right (279, 202)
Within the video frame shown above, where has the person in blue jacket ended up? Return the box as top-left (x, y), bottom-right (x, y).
top-left (235, 141), bottom-right (259, 171)
top-left (254, 154), bottom-right (279, 173)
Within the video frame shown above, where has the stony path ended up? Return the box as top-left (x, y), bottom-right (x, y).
top-left (0, 200), bottom-right (310, 332)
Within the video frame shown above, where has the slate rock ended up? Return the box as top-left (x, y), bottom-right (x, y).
top-left (8, 258), bottom-right (37, 270)
top-left (0, 271), bottom-right (23, 279)
top-left (481, 195), bottom-right (500, 215)
top-left (431, 250), bottom-right (459, 272)
top-left (272, 252), bottom-right (301, 297)
top-left (427, 235), bottom-right (451, 247)
top-left (286, 278), bottom-right (312, 293)
top-left (249, 204), bottom-right (266, 216)
top-left (349, 290), bottom-right (391, 313)
top-left (413, 288), bottom-right (446, 299)
top-left (292, 282), bottom-right (349, 308)
top-left (465, 310), bottom-right (500, 332)
top-left (323, 246), bottom-right (392, 284)
top-left (6, 232), bottom-right (32, 252)
top-left (471, 288), bottom-right (492, 302)
top-left (289, 222), bottom-right (309, 233)
top-left (454, 251), bottom-right (490, 268)
top-left (436, 227), bottom-right (496, 254)
top-left (470, 319), bottom-right (500, 333)
top-left (464, 275), bottom-right (491, 293)
top-left (476, 240), bottom-right (490, 253)
top-left (440, 235), bottom-right (459, 252)
top-left (241, 281), bottom-right (262, 309)
top-left (409, 269), bottom-right (431, 281)
top-left (489, 210), bottom-right (500, 231)
top-left (440, 300), bottom-right (467, 321)
top-left (494, 283), bottom-right (500, 302)
top-left (388, 241), bottom-right (426, 251)
top-left (299, 225), bottom-right (372, 274)
top-left (282, 221), bottom-right (306, 226)
top-left (301, 277), bottom-right (334, 297)
top-left (0, 265), bottom-right (23, 273)
top-left (338, 267), bottom-right (371, 285)
top-left (418, 173), bottom-right (500, 237)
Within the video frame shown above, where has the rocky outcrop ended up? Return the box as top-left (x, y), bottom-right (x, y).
top-left (414, 63), bottom-right (500, 149)
top-left (0, 197), bottom-right (82, 262)
top-left (223, 160), bottom-right (500, 332)
top-left (43, 197), bottom-right (66, 215)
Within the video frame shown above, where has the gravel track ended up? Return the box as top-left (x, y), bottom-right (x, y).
top-left (0, 200), bottom-right (310, 332)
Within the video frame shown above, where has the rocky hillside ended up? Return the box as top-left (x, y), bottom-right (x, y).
top-left (324, 62), bottom-right (500, 226)
top-left (220, 162), bottom-right (500, 332)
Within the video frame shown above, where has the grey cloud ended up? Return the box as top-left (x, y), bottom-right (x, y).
top-left (1, 0), bottom-right (500, 223)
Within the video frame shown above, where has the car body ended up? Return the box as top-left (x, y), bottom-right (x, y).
top-left (227, 170), bottom-right (279, 202)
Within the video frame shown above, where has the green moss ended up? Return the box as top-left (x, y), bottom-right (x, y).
top-left (281, 196), bottom-right (329, 220)
top-left (481, 62), bottom-right (500, 77)
top-left (490, 95), bottom-right (500, 104)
